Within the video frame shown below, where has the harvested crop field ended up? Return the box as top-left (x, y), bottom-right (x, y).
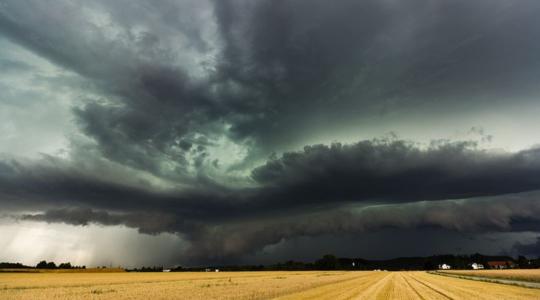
top-left (1, 270), bottom-right (539, 299)
top-left (441, 269), bottom-right (540, 283)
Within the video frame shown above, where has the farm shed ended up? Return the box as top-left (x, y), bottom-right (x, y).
top-left (487, 261), bottom-right (514, 269)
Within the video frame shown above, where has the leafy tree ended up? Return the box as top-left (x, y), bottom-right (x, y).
top-left (58, 262), bottom-right (72, 269)
top-left (36, 260), bottom-right (48, 269)
top-left (35, 261), bottom-right (57, 269)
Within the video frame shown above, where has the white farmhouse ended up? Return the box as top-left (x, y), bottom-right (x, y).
top-left (438, 263), bottom-right (451, 270)
top-left (471, 263), bottom-right (484, 270)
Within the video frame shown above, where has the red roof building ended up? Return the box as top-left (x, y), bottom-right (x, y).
top-left (487, 261), bottom-right (514, 269)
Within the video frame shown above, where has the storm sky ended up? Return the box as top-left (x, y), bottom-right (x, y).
top-left (2, 0), bottom-right (540, 267)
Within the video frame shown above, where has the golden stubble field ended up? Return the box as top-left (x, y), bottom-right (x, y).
top-left (1, 270), bottom-right (540, 299)
top-left (442, 269), bottom-right (540, 283)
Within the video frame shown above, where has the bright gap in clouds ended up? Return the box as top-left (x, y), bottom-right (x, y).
top-left (0, 37), bottom-right (80, 159)
top-left (0, 220), bottom-right (187, 268)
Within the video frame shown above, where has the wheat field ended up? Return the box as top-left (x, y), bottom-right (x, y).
top-left (1, 270), bottom-right (539, 299)
top-left (441, 269), bottom-right (540, 283)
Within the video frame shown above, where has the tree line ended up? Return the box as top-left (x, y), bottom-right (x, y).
top-left (0, 261), bottom-right (86, 269)
top-left (35, 260), bottom-right (86, 269)
top-left (160, 254), bottom-right (540, 272)
top-left (2, 253), bottom-right (540, 271)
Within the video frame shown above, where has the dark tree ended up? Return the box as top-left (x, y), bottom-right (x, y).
top-left (35, 261), bottom-right (57, 269)
top-left (316, 254), bottom-right (339, 270)
top-left (36, 260), bottom-right (48, 269)
top-left (423, 261), bottom-right (436, 270)
top-left (58, 262), bottom-right (72, 269)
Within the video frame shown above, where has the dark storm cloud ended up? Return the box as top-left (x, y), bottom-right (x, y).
top-left (20, 191), bottom-right (540, 261)
top-left (252, 140), bottom-right (540, 206)
top-left (20, 208), bottom-right (181, 235)
top-left (0, 0), bottom-right (226, 180)
top-left (3, 0), bottom-right (540, 263)
top-left (214, 0), bottom-right (540, 146)
top-left (2, 0), bottom-right (540, 177)
top-left (185, 194), bottom-right (540, 260)
top-left (4, 140), bottom-right (540, 217)
top-left (0, 155), bottom-right (241, 220)
top-left (6, 140), bottom-right (540, 260)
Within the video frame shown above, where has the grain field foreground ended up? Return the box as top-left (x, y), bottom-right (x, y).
top-left (1, 270), bottom-right (540, 299)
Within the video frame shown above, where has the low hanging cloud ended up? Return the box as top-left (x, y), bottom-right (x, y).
top-left (253, 141), bottom-right (540, 206)
top-left (20, 208), bottom-right (181, 235)
top-left (19, 191), bottom-right (540, 260)
top-left (8, 139), bottom-right (540, 260)
top-left (4, 140), bottom-right (540, 215)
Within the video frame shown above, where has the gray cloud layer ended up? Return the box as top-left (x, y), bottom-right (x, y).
top-left (252, 141), bottom-right (540, 206)
top-left (2, 0), bottom-right (540, 262)
top-left (5, 141), bottom-right (540, 261)
top-left (19, 191), bottom-right (540, 261)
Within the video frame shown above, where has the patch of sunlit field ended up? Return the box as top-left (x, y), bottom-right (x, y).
top-left (441, 269), bottom-right (540, 283)
top-left (1, 270), bottom-right (539, 299)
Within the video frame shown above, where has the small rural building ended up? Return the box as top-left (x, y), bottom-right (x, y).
top-left (205, 268), bottom-right (220, 272)
top-left (163, 269), bottom-right (171, 272)
top-left (487, 261), bottom-right (514, 269)
top-left (471, 263), bottom-right (484, 270)
top-left (438, 263), bottom-right (451, 270)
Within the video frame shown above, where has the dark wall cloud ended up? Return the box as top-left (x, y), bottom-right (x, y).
top-left (252, 141), bottom-right (540, 205)
top-left (1, 0), bottom-right (540, 265)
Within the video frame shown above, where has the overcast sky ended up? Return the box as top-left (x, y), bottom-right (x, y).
top-left (2, 0), bottom-right (540, 267)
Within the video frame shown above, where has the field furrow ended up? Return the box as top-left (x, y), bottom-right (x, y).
top-left (275, 271), bottom-right (389, 300)
top-left (416, 271), bottom-right (540, 300)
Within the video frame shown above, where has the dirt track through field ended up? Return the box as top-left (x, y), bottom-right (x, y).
top-left (277, 271), bottom-right (540, 300)
top-left (1, 270), bottom-right (540, 299)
